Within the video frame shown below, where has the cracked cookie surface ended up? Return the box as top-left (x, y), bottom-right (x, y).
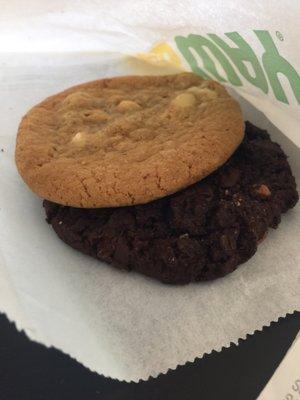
top-left (16, 73), bottom-right (244, 207)
top-left (44, 123), bottom-right (298, 284)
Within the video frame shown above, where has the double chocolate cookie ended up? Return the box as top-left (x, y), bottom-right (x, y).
top-left (44, 122), bottom-right (298, 284)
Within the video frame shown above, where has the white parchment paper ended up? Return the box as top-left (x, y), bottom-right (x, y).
top-left (0, 1), bottom-right (300, 382)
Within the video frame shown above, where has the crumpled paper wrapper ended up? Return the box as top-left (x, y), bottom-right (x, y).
top-left (0, 1), bottom-right (300, 382)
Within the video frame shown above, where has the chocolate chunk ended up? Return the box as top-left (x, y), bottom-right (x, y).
top-left (220, 234), bottom-right (237, 253)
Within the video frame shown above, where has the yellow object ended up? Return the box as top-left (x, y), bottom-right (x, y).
top-left (137, 43), bottom-right (183, 69)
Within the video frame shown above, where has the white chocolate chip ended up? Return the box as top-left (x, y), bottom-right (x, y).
top-left (199, 88), bottom-right (218, 99)
top-left (62, 91), bottom-right (96, 109)
top-left (171, 92), bottom-right (197, 108)
top-left (199, 80), bottom-right (211, 88)
top-left (117, 100), bottom-right (141, 113)
top-left (108, 94), bottom-right (124, 105)
top-left (187, 86), bottom-right (218, 100)
top-left (71, 131), bottom-right (87, 145)
top-left (187, 86), bottom-right (203, 95)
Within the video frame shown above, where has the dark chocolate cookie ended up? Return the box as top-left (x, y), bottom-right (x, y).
top-left (44, 122), bottom-right (298, 284)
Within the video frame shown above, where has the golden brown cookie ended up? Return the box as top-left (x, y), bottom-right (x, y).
top-left (15, 73), bottom-right (244, 208)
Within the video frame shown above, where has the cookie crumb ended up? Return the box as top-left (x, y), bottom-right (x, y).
top-left (179, 233), bottom-right (189, 239)
top-left (233, 195), bottom-right (243, 207)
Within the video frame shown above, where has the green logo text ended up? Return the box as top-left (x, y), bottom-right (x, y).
top-left (175, 30), bottom-right (300, 105)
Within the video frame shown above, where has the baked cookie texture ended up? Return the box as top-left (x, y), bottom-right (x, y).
top-left (16, 73), bottom-right (244, 208)
top-left (44, 123), bottom-right (298, 284)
